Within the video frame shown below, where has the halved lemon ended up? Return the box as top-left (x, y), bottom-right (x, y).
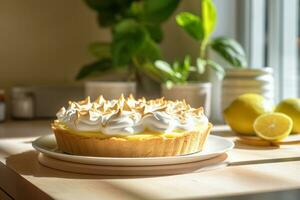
top-left (253, 113), bottom-right (293, 141)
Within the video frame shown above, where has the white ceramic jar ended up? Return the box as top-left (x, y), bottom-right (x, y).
top-left (221, 68), bottom-right (274, 111)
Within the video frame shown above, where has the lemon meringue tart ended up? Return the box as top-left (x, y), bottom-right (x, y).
top-left (52, 95), bottom-right (212, 157)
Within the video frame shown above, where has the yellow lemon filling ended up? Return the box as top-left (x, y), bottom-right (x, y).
top-left (53, 121), bottom-right (206, 140)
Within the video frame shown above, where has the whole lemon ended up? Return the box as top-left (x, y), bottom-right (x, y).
top-left (223, 93), bottom-right (273, 135)
top-left (275, 98), bottom-right (300, 133)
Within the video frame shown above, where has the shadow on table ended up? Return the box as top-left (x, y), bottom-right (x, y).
top-left (234, 140), bottom-right (280, 150)
top-left (212, 130), bottom-right (280, 150)
top-left (5, 150), bottom-right (228, 180)
top-left (5, 151), bottom-right (130, 179)
top-left (211, 131), bottom-right (234, 137)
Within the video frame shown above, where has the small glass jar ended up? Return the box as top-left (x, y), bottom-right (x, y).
top-left (0, 90), bottom-right (6, 122)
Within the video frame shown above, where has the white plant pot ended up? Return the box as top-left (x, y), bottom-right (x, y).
top-left (161, 83), bottom-right (212, 118)
top-left (85, 81), bottom-right (136, 100)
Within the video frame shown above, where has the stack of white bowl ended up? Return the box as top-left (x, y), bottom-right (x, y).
top-left (221, 67), bottom-right (274, 111)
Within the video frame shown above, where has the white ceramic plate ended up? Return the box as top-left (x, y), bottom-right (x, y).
top-left (224, 74), bottom-right (274, 82)
top-left (221, 87), bottom-right (273, 94)
top-left (222, 84), bottom-right (274, 91)
top-left (225, 68), bottom-right (273, 77)
top-left (32, 135), bottom-right (234, 166)
top-left (222, 79), bottom-right (273, 87)
top-left (38, 153), bottom-right (229, 176)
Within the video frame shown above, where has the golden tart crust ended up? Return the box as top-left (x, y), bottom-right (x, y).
top-left (52, 123), bottom-right (212, 157)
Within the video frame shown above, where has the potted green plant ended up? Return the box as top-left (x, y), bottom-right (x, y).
top-left (145, 0), bottom-right (247, 117)
top-left (76, 0), bottom-right (180, 99)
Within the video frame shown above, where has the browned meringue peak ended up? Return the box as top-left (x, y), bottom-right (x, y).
top-left (68, 101), bottom-right (76, 109)
top-left (65, 95), bottom-right (205, 119)
top-left (76, 110), bottom-right (88, 118)
top-left (122, 100), bottom-right (132, 111)
top-left (90, 102), bottom-right (99, 110)
top-left (192, 107), bottom-right (204, 116)
top-left (58, 106), bottom-right (66, 114)
top-left (118, 94), bottom-right (126, 104)
top-left (127, 94), bottom-right (135, 100)
top-left (78, 96), bottom-right (91, 105)
top-left (126, 97), bottom-right (137, 107)
top-left (94, 95), bottom-right (106, 105)
top-left (111, 101), bottom-right (120, 111)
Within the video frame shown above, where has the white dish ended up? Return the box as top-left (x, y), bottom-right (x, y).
top-left (222, 84), bottom-right (274, 90)
top-left (224, 74), bottom-right (274, 82)
top-left (32, 135), bottom-right (234, 167)
top-left (38, 153), bottom-right (229, 176)
top-left (222, 87), bottom-right (273, 94)
top-left (222, 79), bottom-right (273, 87)
top-left (222, 91), bottom-right (274, 98)
top-left (225, 68), bottom-right (273, 77)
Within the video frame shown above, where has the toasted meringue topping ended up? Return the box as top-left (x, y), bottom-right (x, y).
top-left (56, 95), bottom-right (209, 136)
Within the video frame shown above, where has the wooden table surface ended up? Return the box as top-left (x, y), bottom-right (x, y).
top-left (0, 120), bottom-right (300, 200)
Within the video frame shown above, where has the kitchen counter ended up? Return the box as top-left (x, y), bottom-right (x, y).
top-left (1, 120), bottom-right (300, 200)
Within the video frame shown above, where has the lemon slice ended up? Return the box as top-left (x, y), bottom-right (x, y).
top-left (253, 113), bottom-right (293, 141)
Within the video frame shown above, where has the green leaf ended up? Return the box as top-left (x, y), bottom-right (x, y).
top-left (113, 19), bottom-right (146, 41)
top-left (154, 60), bottom-right (174, 75)
top-left (143, 0), bottom-right (180, 23)
top-left (140, 62), bottom-right (165, 82)
top-left (112, 19), bottom-right (147, 65)
top-left (201, 0), bottom-right (217, 39)
top-left (176, 12), bottom-right (204, 41)
top-left (145, 24), bottom-right (163, 43)
top-left (183, 55), bottom-right (191, 71)
top-left (196, 58), bottom-right (206, 74)
top-left (180, 55), bottom-right (191, 81)
top-left (154, 60), bottom-right (182, 82)
top-left (84, 0), bottom-right (135, 27)
top-left (165, 80), bottom-right (174, 89)
top-left (173, 56), bottom-right (191, 83)
top-left (76, 58), bottom-right (113, 80)
top-left (207, 60), bottom-right (225, 79)
top-left (172, 60), bottom-right (180, 72)
top-left (137, 36), bottom-right (161, 62)
top-left (96, 12), bottom-right (116, 27)
top-left (84, 0), bottom-right (134, 12)
top-left (88, 42), bottom-right (111, 59)
top-left (157, 56), bottom-right (190, 83)
top-left (129, 1), bottom-right (144, 17)
top-left (83, 0), bottom-right (111, 11)
top-left (210, 37), bottom-right (248, 67)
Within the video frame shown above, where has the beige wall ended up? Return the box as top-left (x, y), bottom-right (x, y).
top-left (0, 0), bottom-right (109, 91)
top-left (0, 0), bottom-right (237, 91)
